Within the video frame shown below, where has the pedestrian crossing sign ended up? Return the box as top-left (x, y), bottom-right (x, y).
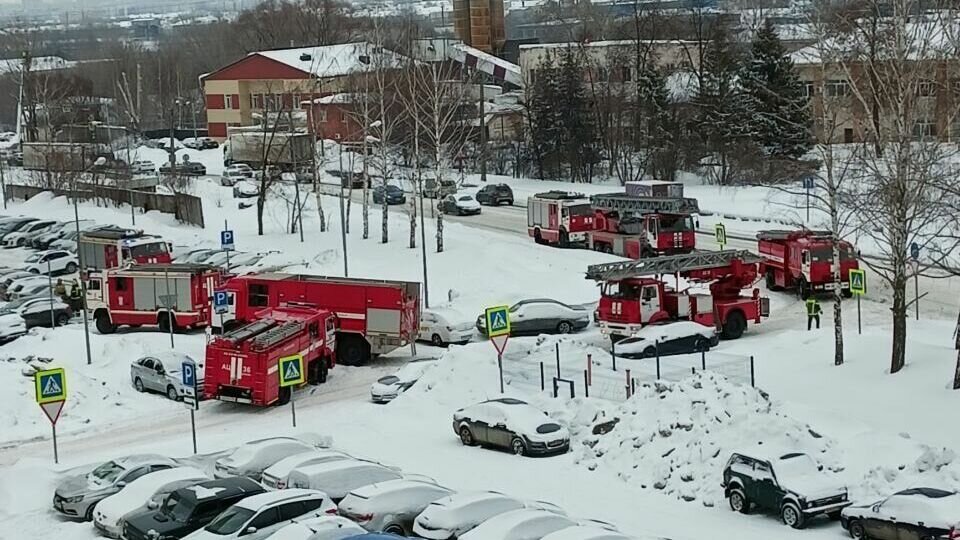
top-left (485, 305), bottom-right (511, 338)
top-left (849, 269), bottom-right (866, 296)
top-left (278, 354), bottom-right (305, 387)
top-left (35, 368), bottom-right (67, 404)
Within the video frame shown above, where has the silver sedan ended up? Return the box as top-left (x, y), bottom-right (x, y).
top-left (130, 352), bottom-right (203, 401)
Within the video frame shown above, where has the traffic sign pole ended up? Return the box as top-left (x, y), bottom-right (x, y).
top-left (910, 243), bottom-right (920, 321)
top-left (849, 268), bottom-right (866, 335)
top-left (182, 360), bottom-right (198, 454)
top-left (279, 355), bottom-right (304, 428)
top-left (35, 368), bottom-right (67, 464)
top-left (484, 306), bottom-right (511, 393)
top-left (222, 220), bottom-right (234, 273)
top-left (715, 223), bottom-right (726, 251)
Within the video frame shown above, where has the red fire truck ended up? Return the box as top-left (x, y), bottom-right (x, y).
top-left (587, 193), bottom-right (699, 258)
top-left (79, 227), bottom-right (172, 270)
top-left (213, 274), bottom-right (420, 366)
top-left (87, 263), bottom-right (225, 334)
top-left (588, 250), bottom-right (770, 340)
top-left (527, 191), bottom-right (595, 247)
top-left (756, 230), bottom-right (859, 299)
top-left (204, 304), bottom-right (336, 406)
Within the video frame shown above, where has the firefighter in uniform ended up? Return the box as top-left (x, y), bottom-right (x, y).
top-left (68, 280), bottom-right (83, 312)
top-left (806, 297), bottom-right (822, 330)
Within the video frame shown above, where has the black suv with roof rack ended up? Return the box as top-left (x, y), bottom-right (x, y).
top-left (122, 477), bottom-right (265, 540)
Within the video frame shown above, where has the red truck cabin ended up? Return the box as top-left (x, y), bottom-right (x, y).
top-left (204, 305), bottom-right (336, 406)
top-left (80, 227), bottom-right (172, 270)
top-left (757, 230), bottom-right (859, 298)
top-left (527, 192), bottom-right (594, 246)
top-left (87, 264), bottom-right (223, 334)
top-left (213, 273), bottom-right (420, 365)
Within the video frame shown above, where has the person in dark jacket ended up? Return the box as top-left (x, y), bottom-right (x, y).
top-left (806, 297), bottom-right (822, 330)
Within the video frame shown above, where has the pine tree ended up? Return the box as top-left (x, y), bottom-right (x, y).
top-left (636, 62), bottom-right (676, 181)
top-left (557, 48), bottom-right (598, 182)
top-left (527, 54), bottom-right (562, 179)
top-left (740, 21), bottom-right (812, 159)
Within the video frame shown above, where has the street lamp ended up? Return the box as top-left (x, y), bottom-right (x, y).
top-left (75, 156), bottom-right (107, 366)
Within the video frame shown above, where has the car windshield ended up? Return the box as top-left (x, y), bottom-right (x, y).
top-left (458, 196), bottom-right (473, 202)
top-left (536, 423), bottom-right (562, 434)
top-left (89, 461), bottom-right (126, 483)
top-left (128, 242), bottom-right (169, 259)
top-left (161, 491), bottom-right (194, 522)
top-left (24, 253), bottom-right (42, 263)
top-left (775, 453), bottom-right (819, 483)
top-left (378, 375), bottom-right (400, 385)
top-left (204, 506), bottom-right (255, 535)
top-left (810, 247), bottom-right (832, 262)
top-left (562, 203), bottom-right (592, 217)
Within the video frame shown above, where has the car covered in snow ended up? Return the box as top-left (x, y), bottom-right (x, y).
top-left (3, 219), bottom-right (58, 248)
top-left (439, 194), bottom-right (481, 216)
top-left (840, 487), bottom-right (960, 540)
top-left (261, 449), bottom-right (353, 490)
top-left (131, 351), bottom-right (204, 401)
top-left (5, 295), bottom-right (72, 329)
top-left (122, 477), bottom-right (266, 540)
top-left (476, 299), bottom-right (590, 337)
top-left (453, 398), bottom-right (570, 457)
top-left (338, 479), bottom-right (452, 535)
top-left (458, 509), bottom-right (576, 540)
top-left (722, 448), bottom-right (850, 529)
top-left (612, 321), bottom-right (718, 359)
top-left (540, 527), bottom-right (635, 540)
top-left (53, 454), bottom-right (178, 520)
top-left (233, 180), bottom-right (260, 198)
top-left (22, 250), bottom-right (78, 275)
top-left (265, 516), bottom-right (366, 540)
top-left (225, 164), bottom-right (255, 178)
top-left (182, 489), bottom-right (338, 540)
top-left (214, 438), bottom-right (317, 480)
top-left (419, 307), bottom-right (475, 346)
top-left (369, 358), bottom-right (437, 404)
top-left (93, 466), bottom-right (208, 537)
top-left (222, 170), bottom-right (248, 187)
top-left (412, 491), bottom-right (527, 539)
top-left (285, 460), bottom-right (403, 503)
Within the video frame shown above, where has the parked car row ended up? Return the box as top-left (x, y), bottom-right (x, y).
top-left (173, 247), bottom-right (269, 274)
top-left (53, 437), bottom-right (636, 540)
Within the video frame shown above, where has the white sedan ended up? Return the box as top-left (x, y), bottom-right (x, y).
top-left (93, 466), bottom-right (208, 537)
top-left (439, 194), bottom-right (481, 216)
top-left (370, 358), bottom-right (437, 404)
top-left (260, 449), bottom-right (352, 490)
top-left (459, 509), bottom-right (575, 540)
top-left (214, 437), bottom-right (316, 479)
top-left (265, 516), bottom-right (364, 540)
top-left (413, 491), bottom-right (527, 539)
top-left (22, 250), bottom-right (78, 275)
top-left (541, 527), bottom-right (634, 540)
top-left (419, 307), bottom-right (475, 346)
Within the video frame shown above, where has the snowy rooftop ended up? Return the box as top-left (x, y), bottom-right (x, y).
top-left (0, 55), bottom-right (76, 74)
top-left (256, 42), bottom-right (408, 78)
top-left (519, 39), bottom-right (700, 50)
top-left (790, 19), bottom-right (960, 65)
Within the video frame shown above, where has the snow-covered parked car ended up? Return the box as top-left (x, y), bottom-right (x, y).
top-left (260, 449), bottom-right (353, 490)
top-left (459, 509), bottom-right (575, 540)
top-left (265, 516), bottom-right (365, 540)
top-left (413, 491), bottom-right (528, 539)
top-left (439, 194), bottom-right (481, 216)
top-left (233, 180), bottom-right (260, 198)
top-left (285, 460), bottom-right (402, 503)
top-left (132, 160), bottom-right (156, 175)
top-left (182, 489), bottom-right (338, 540)
top-left (722, 447), bottom-right (850, 529)
top-left (339, 479), bottom-right (452, 535)
top-left (613, 321), bottom-right (718, 358)
top-left (541, 526), bottom-right (635, 540)
top-left (4, 295), bottom-right (72, 329)
top-left (53, 454), bottom-right (178, 520)
top-left (476, 299), bottom-right (590, 337)
top-left (419, 307), bottom-right (475, 346)
top-left (22, 250), bottom-right (78, 275)
top-left (131, 351), bottom-right (204, 401)
top-left (93, 466), bottom-right (208, 537)
top-left (453, 398), bottom-right (570, 457)
top-left (214, 438), bottom-right (317, 480)
top-left (222, 170), bottom-right (247, 187)
top-left (4, 219), bottom-right (58, 248)
top-left (370, 358), bottom-right (437, 404)
top-left (841, 487), bottom-right (960, 540)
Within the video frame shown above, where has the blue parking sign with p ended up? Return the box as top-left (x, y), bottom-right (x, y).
top-left (214, 290), bottom-right (229, 314)
top-left (221, 230), bottom-right (235, 251)
top-left (182, 361), bottom-right (196, 388)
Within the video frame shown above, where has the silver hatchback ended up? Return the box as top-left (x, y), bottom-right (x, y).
top-left (130, 352), bottom-right (204, 401)
top-left (52, 454), bottom-right (177, 520)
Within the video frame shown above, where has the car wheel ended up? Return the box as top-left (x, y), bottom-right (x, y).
top-left (431, 333), bottom-right (445, 347)
top-left (556, 321), bottom-right (573, 334)
top-left (65, 262), bottom-right (77, 274)
top-left (28, 268), bottom-right (39, 274)
top-left (511, 437), bottom-right (526, 456)
top-left (85, 503), bottom-right (97, 522)
top-left (134, 377), bottom-right (144, 392)
top-left (695, 337), bottom-right (711, 352)
top-left (781, 503), bottom-right (805, 529)
top-left (166, 385), bottom-right (180, 401)
top-left (848, 519), bottom-right (866, 539)
top-left (55, 313), bottom-right (70, 326)
top-left (383, 524), bottom-right (405, 535)
top-left (728, 489), bottom-right (749, 514)
top-left (16, 238), bottom-right (24, 247)
top-left (459, 426), bottom-right (475, 446)
top-left (642, 346), bottom-right (657, 358)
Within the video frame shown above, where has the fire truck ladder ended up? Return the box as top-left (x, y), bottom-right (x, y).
top-left (223, 318), bottom-right (276, 343)
top-left (756, 229), bottom-right (834, 240)
top-left (590, 193), bottom-right (700, 214)
top-left (250, 320), bottom-right (304, 351)
top-left (585, 249), bottom-right (763, 281)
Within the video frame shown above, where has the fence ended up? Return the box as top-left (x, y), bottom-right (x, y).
top-left (4, 183), bottom-right (205, 228)
top-left (501, 340), bottom-right (755, 403)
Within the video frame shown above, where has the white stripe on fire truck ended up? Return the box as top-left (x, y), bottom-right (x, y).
top-left (335, 312), bottom-right (366, 320)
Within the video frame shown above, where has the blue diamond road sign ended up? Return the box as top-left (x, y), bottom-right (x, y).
top-left (182, 361), bottom-right (196, 388)
top-left (221, 230), bottom-right (235, 251)
top-left (35, 368), bottom-right (67, 404)
top-left (213, 291), bottom-right (229, 314)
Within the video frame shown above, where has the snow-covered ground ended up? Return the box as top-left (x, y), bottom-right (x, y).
top-left (0, 156), bottom-right (958, 540)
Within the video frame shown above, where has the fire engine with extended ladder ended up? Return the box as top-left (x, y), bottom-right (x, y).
top-left (204, 304), bottom-right (336, 406)
top-left (588, 193), bottom-right (699, 258)
top-left (587, 250), bottom-right (770, 341)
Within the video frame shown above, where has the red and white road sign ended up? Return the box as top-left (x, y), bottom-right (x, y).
top-left (40, 401), bottom-right (65, 424)
top-left (491, 334), bottom-right (509, 355)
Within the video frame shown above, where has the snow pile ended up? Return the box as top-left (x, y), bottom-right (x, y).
top-left (857, 445), bottom-right (960, 500)
top-left (564, 372), bottom-right (838, 507)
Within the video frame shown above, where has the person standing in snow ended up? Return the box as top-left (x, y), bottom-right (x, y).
top-left (53, 279), bottom-right (67, 300)
top-left (68, 280), bottom-right (83, 312)
top-left (806, 297), bottom-right (822, 330)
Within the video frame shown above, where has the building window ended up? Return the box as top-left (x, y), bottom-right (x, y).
top-left (824, 80), bottom-right (851, 97)
top-left (293, 93), bottom-right (302, 108)
top-left (917, 79), bottom-right (936, 97)
top-left (802, 82), bottom-right (815, 99)
top-left (224, 94), bottom-right (233, 109)
top-left (317, 109), bottom-right (328, 123)
top-left (528, 69), bottom-right (537, 85)
top-left (621, 66), bottom-right (632, 82)
top-left (264, 94), bottom-right (276, 111)
top-left (913, 119), bottom-right (936, 139)
top-left (251, 94), bottom-right (264, 109)
top-left (275, 93), bottom-right (284, 110)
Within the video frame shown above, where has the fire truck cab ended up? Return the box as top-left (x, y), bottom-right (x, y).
top-left (588, 193), bottom-right (699, 258)
top-left (589, 250), bottom-right (770, 340)
top-left (204, 304), bottom-right (336, 406)
top-left (79, 226), bottom-right (172, 270)
top-left (527, 191), bottom-right (594, 247)
top-left (757, 230), bottom-right (859, 299)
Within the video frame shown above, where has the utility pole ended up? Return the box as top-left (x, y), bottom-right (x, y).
top-left (136, 62), bottom-right (142, 122)
top-left (338, 143), bottom-right (348, 277)
top-left (478, 71), bottom-right (487, 183)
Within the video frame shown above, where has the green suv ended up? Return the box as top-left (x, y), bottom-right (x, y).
top-left (722, 448), bottom-right (851, 529)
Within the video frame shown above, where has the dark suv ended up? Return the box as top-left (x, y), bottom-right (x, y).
top-left (722, 449), bottom-right (850, 529)
top-left (475, 183), bottom-right (514, 206)
top-left (122, 477), bottom-right (265, 540)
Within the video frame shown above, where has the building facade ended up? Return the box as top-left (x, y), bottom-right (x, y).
top-left (453, 0), bottom-right (506, 54)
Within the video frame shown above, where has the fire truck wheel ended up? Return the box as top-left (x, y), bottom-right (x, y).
top-left (133, 377), bottom-right (144, 392)
top-left (559, 230), bottom-right (569, 248)
top-left (319, 360), bottom-right (328, 383)
top-left (533, 229), bottom-right (544, 244)
top-left (842, 288), bottom-right (853, 299)
top-left (721, 311), bottom-right (747, 340)
top-left (337, 335), bottom-right (369, 366)
top-left (277, 386), bottom-right (291, 406)
top-left (94, 312), bottom-right (116, 334)
top-left (765, 270), bottom-right (778, 291)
